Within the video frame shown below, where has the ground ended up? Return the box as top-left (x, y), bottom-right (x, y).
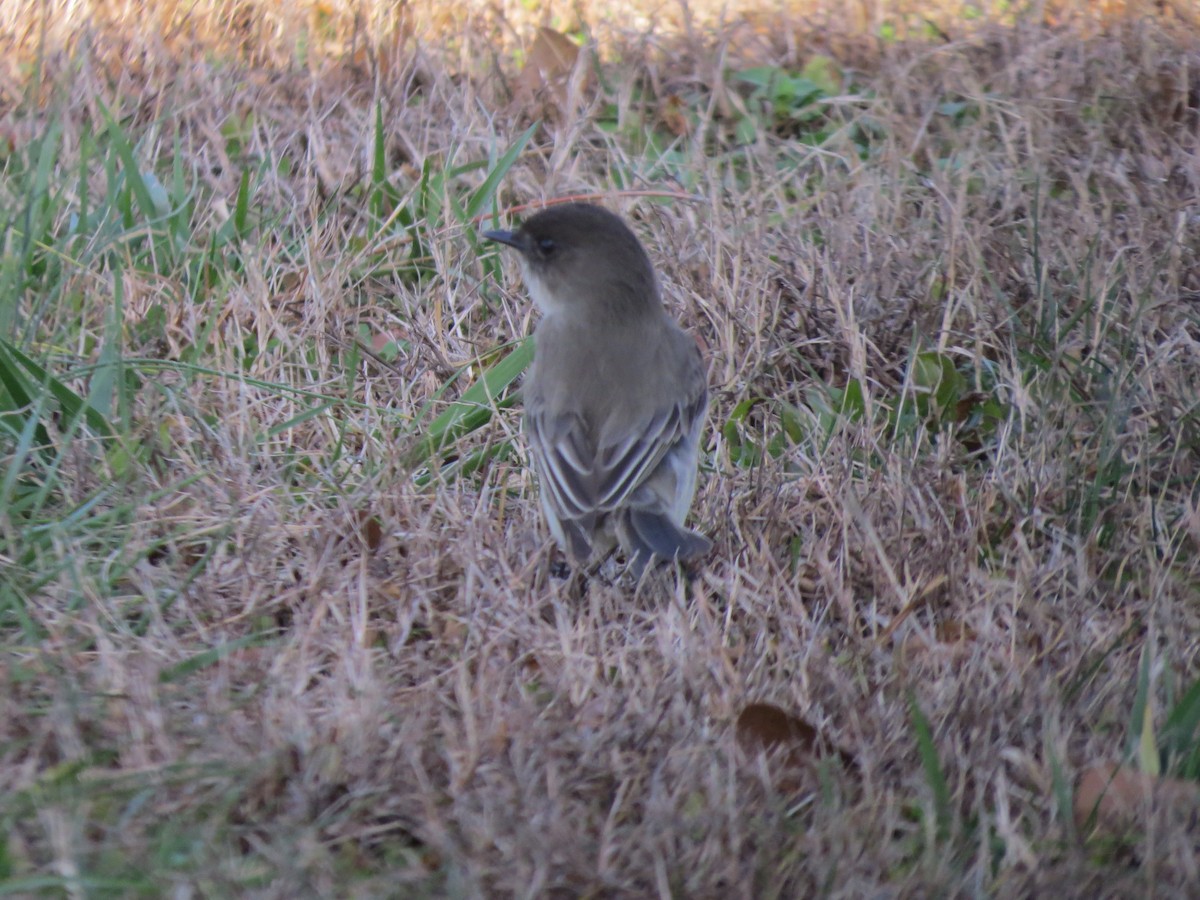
top-left (2, 0), bottom-right (1200, 896)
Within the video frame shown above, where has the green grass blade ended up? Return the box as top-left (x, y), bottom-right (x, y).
top-left (406, 337), bottom-right (532, 468)
top-left (158, 631), bottom-right (277, 683)
top-left (0, 337), bottom-right (116, 439)
top-left (0, 340), bottom-right (54, 450)
top-left (464, 122), bottom-right (539, 221)
top-left (1161, 677), bottom-right (1200, 779)
top-left (909, 694), bottom-right (952, 840)
top-left (1127, 645), bottom-right (1153, 764)
top-left (98, 100), bottom-right (160, 224)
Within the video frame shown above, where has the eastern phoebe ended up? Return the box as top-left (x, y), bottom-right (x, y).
top-left (484, 203), bottom-right (711, 574)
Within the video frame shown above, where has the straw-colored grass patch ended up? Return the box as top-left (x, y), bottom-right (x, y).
top-left (2, 0), bottom-right (1199, 894)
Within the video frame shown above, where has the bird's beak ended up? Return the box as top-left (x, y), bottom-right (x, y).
top-left (483, 228), bottom-right (522, 249)
top-left (482, 229), bottom-right (525, 254)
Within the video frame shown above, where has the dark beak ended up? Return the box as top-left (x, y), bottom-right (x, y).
top-left (483, 228), bottom-right (523, 249)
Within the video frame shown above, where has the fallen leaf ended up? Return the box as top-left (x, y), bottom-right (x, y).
top-left (1075, 763), bottom-right (1200, 836)
top-left (357, 509), bottom-right (384, 551)
top-left (736, 702), bottom-right (856, 773)
top-left (658, 93), bottom-right (690, 136)
top-left (513, 28), bottom-right (592, 118)
top-left (936, 618), bottom-right (977, 643)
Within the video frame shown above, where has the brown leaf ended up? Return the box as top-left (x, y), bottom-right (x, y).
top-left (658, 93), bottom-right (690, 137)
top-left (737, 703), bottom-right (818, 752)
top-left (953, 391), bottom-right (989, 424)
top-left (356, 509), bottom-right (384, 551)
top-left (370, 330), bottom-right (401, 354)
top-left (735, 703), bottom-right (856, 772)
top-left (276, 270), bottom-right (303, 295)
top-left (516, 27), bottom-right (576, 84)
top-left (936, 617), bottom-right (977, 643)
top-left (1075, 763), bottom-right (1200, 836)
top-left (515, 27), bottom-right (579, 99)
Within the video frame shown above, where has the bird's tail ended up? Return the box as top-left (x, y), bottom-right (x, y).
top-left (620, 508), bottom-right (711, 575)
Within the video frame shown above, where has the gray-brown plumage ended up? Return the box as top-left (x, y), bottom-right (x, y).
top-left (484, 203), bottom-right (710, 573)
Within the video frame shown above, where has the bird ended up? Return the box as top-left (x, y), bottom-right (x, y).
top-left (483, 202), bottom-right (711, 575)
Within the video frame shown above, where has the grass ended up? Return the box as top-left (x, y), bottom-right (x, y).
top-left (2, 0), bottom-right (1200, 894)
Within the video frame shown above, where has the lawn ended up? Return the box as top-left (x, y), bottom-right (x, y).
top-left (2, 0), bottom-right (1200, 895)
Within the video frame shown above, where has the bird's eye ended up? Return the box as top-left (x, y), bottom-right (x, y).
top-left (536, 237), bottom-right (556, 256)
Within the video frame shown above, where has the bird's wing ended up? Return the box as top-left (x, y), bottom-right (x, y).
top-left (525, 408), bottom-right (597, 522)
top-left (594, 378), bottom-right (708, 512)
top-left (526, 336), bottom-right (708, 523)
top-left (527, 392), bottom-right (697, 521)
top-left (592, 403), bottom-right (684, 510)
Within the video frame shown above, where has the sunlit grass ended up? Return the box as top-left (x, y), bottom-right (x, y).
top-left (2, 0), bottom-right (1198, 894)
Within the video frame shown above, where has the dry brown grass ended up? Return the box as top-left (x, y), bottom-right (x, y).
top-left (2, 0), bottom-right (1200, 895)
